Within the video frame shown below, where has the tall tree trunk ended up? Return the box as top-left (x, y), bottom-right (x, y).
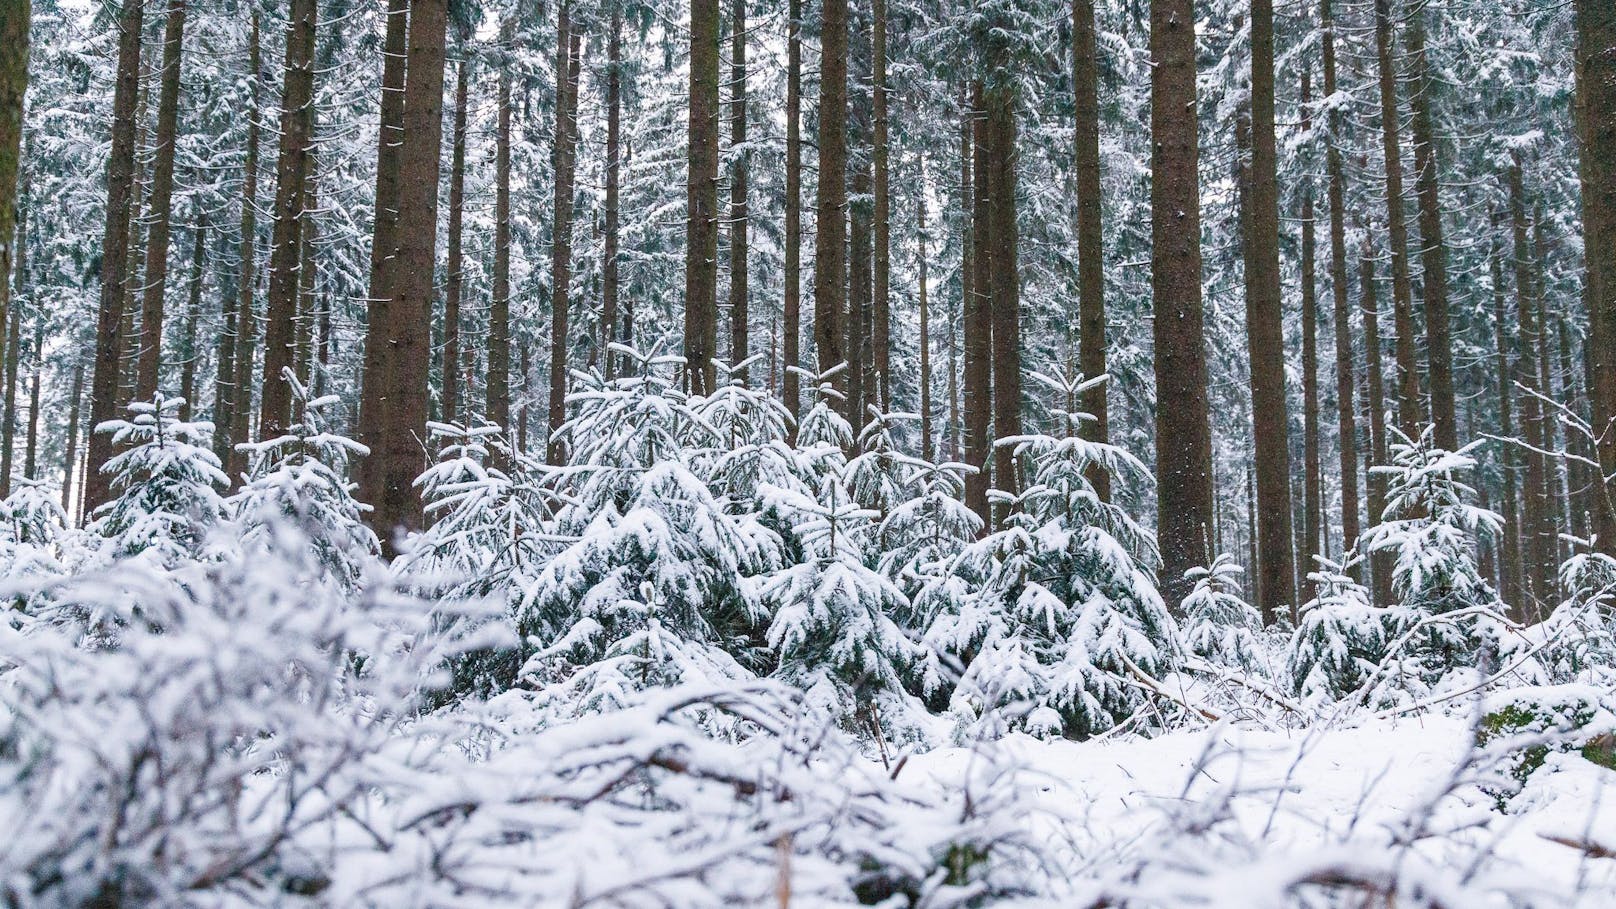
top-left (178, 221), bottom-right (204, 420)
top-left (952, 88), bottom-right (968, 466)
top-left (355, 0), bottom-right (408, 489)
top-left (1361, 239), bottom-right (1393, 606)
top-left (1300, 64), bottom-right (1322, 599)
top-left (848, 154), bottom-right (870, 425)
top-left (0, 0), bottom-right (26, 322)
top-left (1576, 0), bottom-right (1616, 555)
top-left (1558, 317), bottom-right (1591, 541)
top-left (84, 0), bottom-right (146, 510)
top-left (986, 75), bottom-right (1021, 515)
top-left (603, 4), bottom-right (622, 379)
top-left (685, 0), bottom-right (720, 395)
top-left (133, 0), bottom-right (187, 402)
top-left (294, 157), bottom-right (317, 389)
top-left (871, 0), bottom-right (890, 412)
top-left (1073, 0), bottom-right (1108, 500)
top-left (258, 0), bottom-right (317, 438)
top-left (728, 0), bottom-right (749, 372)
top-left (1322, 0), bottom-right (1358, 558)
top-left (441, 51), bottom-right (469, 425)
top-left (62, 363), bottom-right (83, 512)
top-left (918, 170), bottom-right (933, 462)
top-left (813, 0), bottom-right (847, 405)
top-left (1373, 0), bottom-right (1422, 436)
top-left (2, 310), bottom-right (18, 496)
top-left (23, 318), bottom-right (37, 479)
top-left (225, 13), bottom-right (261, 482)
top-left (1247, 0), bottom-right (1296, 621)
top-left (782, 0), bottom-right (801, 422)
top-left (1151, 0), bottom-right (1214, 610)
top-left (1510, 158), bottom-right (1553, 621)
top-left (963, 83), bottom-right (992, 526)
top-left (120, 57), bottom-right (152, 410)
top-left (366, 0), bottom-right (449, 541)
top-left (488, 17), bottom-right (512, 434)
top-left (1406, 8), bottom-right (1456, 449)
top-left (547, 16), bottom-right (579, 463)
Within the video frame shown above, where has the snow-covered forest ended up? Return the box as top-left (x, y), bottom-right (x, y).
top-left (0, 0), bottom-right (1615, 903)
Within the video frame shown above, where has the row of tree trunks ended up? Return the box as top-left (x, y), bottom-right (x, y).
top-left (133, 0), bottom-right (187, 403)
top-left (1322, 0), bottom-right (1360, 563)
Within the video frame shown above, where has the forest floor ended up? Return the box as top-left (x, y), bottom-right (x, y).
top-left (911, 714), bottom-right (1616, 905)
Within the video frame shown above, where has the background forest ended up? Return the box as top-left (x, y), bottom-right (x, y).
top-left (0, 0), bottom-right (1614, 905)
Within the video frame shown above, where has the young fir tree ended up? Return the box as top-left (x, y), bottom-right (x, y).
top-left (91, 396), bottom-right (228, 565)
top-left (229, 371), bottom-right (376, 587)
top-left (1181, 554), bottom-right (1265, 675)
top-left (1361, 428), bottom-right (1511, 694)
top-left (1288, 556), bottom-right (1387, 705)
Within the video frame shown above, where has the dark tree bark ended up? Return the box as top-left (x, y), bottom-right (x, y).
top-left (782, 0), bottom-right (801, 423)
top-left (871, 0), bottom-right (890, 412)
top-left (1577, 0), bottom-right (1616, 554)
top-left (1300, 64), bottom-right (1322, 598)
top-left (178, 221), bottom-right (204, 421)
top-left (728, 0), bottom-right (749, 372)
top-left (62, 363), bottom-right (83, 512)
top-left (1073, 0), bottom-right (1108, 500)
top-left (1322, 0), bottom-right (1358, 558)
top-left (986, 77), bottom-right (1021, 514)
top-left (441, 50), bottom-right (469, 426)
top-left (685, 0), bottom-right (720, 395)
top-left (133, 0), bottom-right (187, 402)
top-left (918, 169), bottom-right (933, 462)
top-left (84, 0), bottom-right (145, 510)
top-left (813, 0), bottom-right (847, 405)
top-left (488, 17), bottom-right (512, 434)
top-left (848, 151), bottom-right (871, 426)
top-left (547, 18), bottom-right (579, 463)
top-left (1361, 239), bottom-right (1392, 606)
top-left (603, 4), bottom-right (622, 379)
top-left (1406, 8), bottom-right (1456, 450)
top-left (258, 0), bottom-right (317, 438)
top-left (1151, 0), bottom-right (1215, 611)
top-left (0, 0), bottom-right (25, 317)
top-left (1373, 0), bottom-right (1422, 436)
top-left (23, 319), bottom-right (36, 480)
top-left (963, 83), bottom-right (992, 526)
top-left (1510, 158), bottom-right (1553, 621)
top-left (2, 310), bottom-right (18, 496)
top-left (294, 155), bottom-right (317, 389)
top-left (364, 0), bottom-right (450, 542)
top-left (1558, 316), bottom-right (1591, 541)
top-left (225, 13), bottom-right (261, 483)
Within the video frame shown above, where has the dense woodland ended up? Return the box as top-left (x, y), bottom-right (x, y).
top-left (0, 0), bottom-right (1614, 904)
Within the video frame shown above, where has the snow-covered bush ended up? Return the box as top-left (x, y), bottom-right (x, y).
top-left (1181, 554), bottom-right (1265, 674)
top-left (90, 396), bottom-right (227, 565)
top-left (1288, 557), bottom-right (1388, 705)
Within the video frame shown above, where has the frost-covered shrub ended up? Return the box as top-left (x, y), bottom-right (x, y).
top-left (0, 480), bottom-right (71, 608)
top-left (1539, 546), bottom-right (1616, 681)
top-left (1181, 554), bottom-right (1265, 674)
top-left (1475, 684), bottom-right (1616, 804)
top-left (1288, 558), bottom-right (1387, 705)
top-left (90, 395), bottom-right (227, 564)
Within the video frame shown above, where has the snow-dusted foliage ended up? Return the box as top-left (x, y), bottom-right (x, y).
top-left (90, 396), bottom-right (228, 565)
top-left (1288, 557), bottom-right (1387, 705)
top-left (1181, 554), bottom-right (1265, 674)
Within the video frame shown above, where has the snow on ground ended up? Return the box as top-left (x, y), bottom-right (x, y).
top-left (911, 714), bottom-right (1616, 906)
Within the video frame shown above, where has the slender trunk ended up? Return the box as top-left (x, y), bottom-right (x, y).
top-left (547, 15), bottom-right (579, 462)
top-left (986, 76), bottom-right (1021, 514)
top-left (442, 51), bottom-right (469, 425)
top-left (848, 151), bottom-right (870, 426)
top-left (225, 14), bottom-right (261, 482)
top-left (918, 164), bottom-right (933, 463)
top-left (814, 0), bottom-right (847, 405)
top-left (2, 310), bottom-right (18, 496)
top-left (84, 0), bottom-right (145, 510)
top-left (178, 221), bottom-right (204, 420)
top-left (1247, 0), bottom-right (1296, 621)
top-left (1576, 0), bottom-right (1616, 555)
top-left (1361, 239), bottom-right (1393, 606)
top-left (1151, 0), bottom-right (1214, 609)
top-left (952, 89), bottom-right (968, 466)
top-left (294, 156), bottom-right (317, 389)
top-left (603, 5), bottom-right (622, 378)
top-left (871, 0), bottom-right (890, 411)
top-left (23, 319), bottom-right (37, 479)
top-left (1558, 317), bottom-right (1591, 540)
top-left (1073, 0), bottom-right (1108, 499)
top-left (782, 0), bottom-right (801, 422)
top-left (121, 65), bottom-right (153, 408)
top-left (1300, 64), bottom-right (1322, 598)
top-left (1510, 158), bottom-right (1553, 621)
top-left (258, 0), bottom-right (317, 438)
top-left (367, 0), bottom-right (449, 541)
top-left (685, 0), bottom-right (720, 395)
top-left (728, 0), bottom-right (749, 372)
top-left (1322, 0), bottom-right (1358, 557)
top-left (134, 0), bottom-right (187, 402)
top-left (963, 83), bottom-right (992, 526)
top-left (1373, 0), bottom-right (1422, 436)
top-left (62, 364), bottom-right (83, 512)
top-left (0, 0), bottom-right (26, 327)
top-left (1407, 8), bottom-right (1456, 449)
top-left (488, 18), bottom-right (512, 433)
